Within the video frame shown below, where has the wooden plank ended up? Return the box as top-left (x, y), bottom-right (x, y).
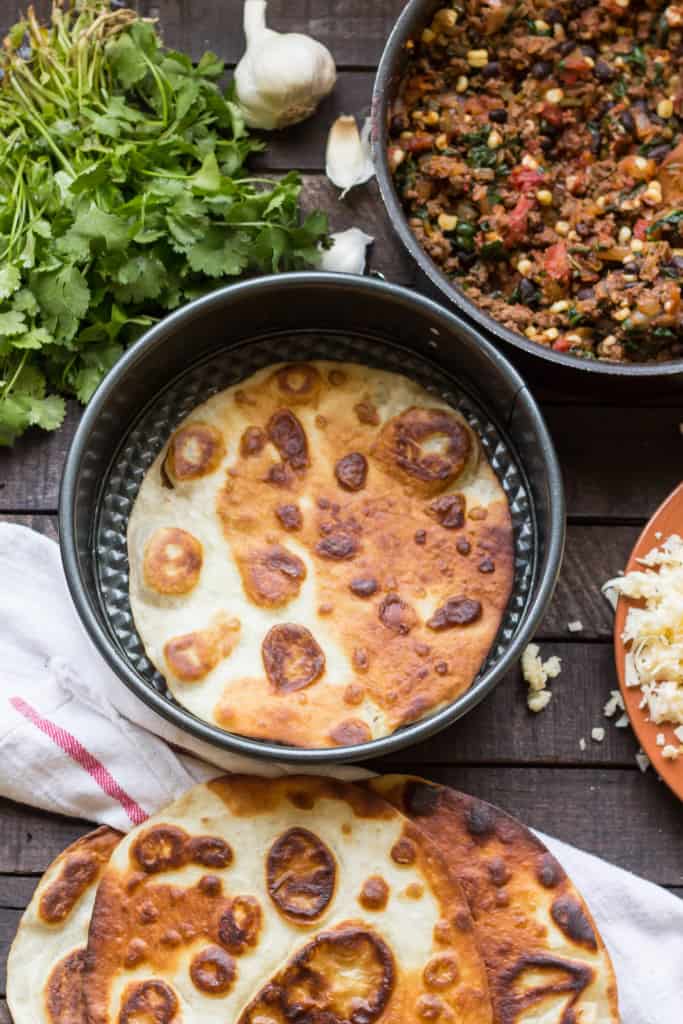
top-left (390, 642), bottom-right (640, 768)
top-left (0, 878), bottom-right (37, 910)
top-left (374, 765), bottom-right (683, 885)
top-left (139, 0), bottom-right (404, 68)
top-left (0, 802), bottom-right (91, 875)
top-left (1, 766), bottom-right (681, 885)
top-left (539, 525), bottom-right (640, 641)
top-left (250, 73), bottom-right (375, 172)
top-left (0, 513), bottom-right (635, 642)
top-left (545, 405), bottom-right (683, 522)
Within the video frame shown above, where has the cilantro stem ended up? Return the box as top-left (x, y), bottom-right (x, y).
top-left (2, 352), bottom-right (28, 402)
top-left (9, 76), bottom-right (75, 176)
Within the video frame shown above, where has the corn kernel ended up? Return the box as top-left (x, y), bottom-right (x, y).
top-left (487, 129), bottom-right (503, 148)
top-left (422, 28), bottom-right (436, 44)
top-left (434, 8), bottom-right (458, 29)
top-left (555, 220), bottom-right (570, 236)
top-left (521, 154), bottom-right (538, 169)
top-left (618, 226), bottom-right (632, 244)
top-left (517, 258), bottom-right (533, 276)
top-left (400, 131), bottom-right (414, 140)
top-left (438, 213), bottom-right (458, 232)
top-left (565, 333), bottom-right (583, 344)
top-left (467, 49), bottom-right (489, 68)
top-left (545, 88), bottom-right (564, 104)
top-left (544, 327), bottom-right (559, 341)
top-left (525, 326), bottom-right (538, 338)
top-left (615, 0), bottom-right (629, 8)
top-left (534, 19), bottom-right (550, 31)
top-left (644, 180), bottom-right (663, 205)
top-left (596, 196), bottom-right (607, 211)
top-left (388, 147), bottom-right (406, 172)
top-left (435, 132), bottom-right (448, 150)
top-left (657, 98), bottom-right (673, 119)
top-left (536, 189), bottom-right (553, 205)
top-left (550, 300), bottom-right (569, 313)
top-left (630, 238), bottom-right (644, 252)
top-left (424, 110), bottom-right (440, 125)
top-left (456, 75), bottom-right (469, 93)
top-left (613, 307), bottom-right (631, 321)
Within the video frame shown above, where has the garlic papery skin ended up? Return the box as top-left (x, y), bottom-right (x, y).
top-left (235, 0), bottom-right (337, 131)
top-left (326, 115), bottom-right (375, 197)
top-left (319, 228), bottom-right (374, 275)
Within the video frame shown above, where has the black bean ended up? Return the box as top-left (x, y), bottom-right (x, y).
top-left (665, 256), bottom-right (683, 273)
top-left (518, 278), bottom-right (539, 305)
top-left (577, 287), bottom-right (595, 300)
top-left (648, 144), bottom-right (673, 163)
top-left (576, 222), bottom-right (592, 239)
top-left (574, 0), bottom-right (593, 9)
top-left (558, 40), bottom-right (576, 57)
top-left (590, 128), bottom-right (602, 156)
top-left (540, 136), bottom-right (555, 153)
top-left (619, 110), bottom-right (636, 134)
top-left (489, 108), bottom-right (508, 123)
top-left (532, 60), bottom-right (553, 78)
top-left (580, 45), bottom-right (597, 59)
top-left (594, 59), bottom-right (615, 82)
top-left (546, 7), bottom-right (563, 23)
top-left (622, 263), bottom-right (639, 275)
top-left (482, 61), bottom-right (502, 79)
top-left (457, 251), bottom-right (477, 269)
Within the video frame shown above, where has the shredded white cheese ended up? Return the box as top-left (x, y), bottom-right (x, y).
top-left (662, 745), bottom-right (681, 761)
top-left (656, 732), bottom-right (666, 747)
top-left (579, 737), bottom-right (586, 751)
top-left (591, 727), bottom-right (605, 743)
top-left (603, 690), bottom-right (624, 718)
top-left (605, 534), bottom-right (683, 729)
top-left (615, 713), bottom-right (630, 729)
top-left (521, 643), bottom-right (561, 712)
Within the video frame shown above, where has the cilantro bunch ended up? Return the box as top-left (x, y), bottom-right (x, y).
top-left (0, 1), bottom-right (328, 444)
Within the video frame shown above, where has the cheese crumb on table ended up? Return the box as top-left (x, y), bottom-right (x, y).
top-left (567, 620), bottom-right (583, 633)
top-left (615, 713), bottom-right (630, 728)
top-left (604, 690), bottom-right (625, 718)
top-left (521, 643), bottom-right (561, 712)
top-left (635, 750), bottom-right (651, 773)
top-left (656, 733), bottom-right (665, 747)
top-left (579, 737), bottom-right (586, 751)
top-left (591, 727), bottom-right (606, 743)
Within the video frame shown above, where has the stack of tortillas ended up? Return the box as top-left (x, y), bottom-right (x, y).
top-left (7, 774), bottom-right (619, 1023)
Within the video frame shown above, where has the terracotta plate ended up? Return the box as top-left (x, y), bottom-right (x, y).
top-left (614, 481), bottom-right (683, 801)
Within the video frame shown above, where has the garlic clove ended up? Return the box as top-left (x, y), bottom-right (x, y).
top-left (326, 115), bottom-right (375, 197)
top-left (319, 228), bottom-right (374, 275)
top-left (235, 0), bottom-right (336, 131)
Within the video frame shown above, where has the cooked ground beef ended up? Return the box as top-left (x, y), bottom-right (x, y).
top-left (389, 0), bottom-right (683, 363)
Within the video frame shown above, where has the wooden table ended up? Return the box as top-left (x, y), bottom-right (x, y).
top-left (1, 2), bottom-right (682, 1017)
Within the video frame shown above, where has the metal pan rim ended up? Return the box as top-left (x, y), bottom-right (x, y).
top-left (60, 272), bottom-right (565, 763)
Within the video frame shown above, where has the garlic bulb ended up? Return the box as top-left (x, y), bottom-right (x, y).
top-left (326, 115), bottom-right (375, 197)
top-left (319, 228), bottom-right (374, 275)
top-left (235, 0), bottom-right (337, 131)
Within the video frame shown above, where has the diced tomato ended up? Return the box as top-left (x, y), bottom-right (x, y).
top-left (558, 54), bottom-right (593, 84)
top-left (505, 196), bottom-right (535, 246)
top-left (403, 132), bottom-right (434, 154)
top-left (509, 166), bottom-right (544, 193)
top-left (540, 103), bottom-right (564, 128)
top-left (544, 242), bottom-right (570, 282)
top-left (633, 218), bottom-right (649, 241)
top-left (552, 336), bottom-right (573, 352)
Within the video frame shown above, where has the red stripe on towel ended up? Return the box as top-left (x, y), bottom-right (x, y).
top-left (10, 696), bottom-right (148, 826)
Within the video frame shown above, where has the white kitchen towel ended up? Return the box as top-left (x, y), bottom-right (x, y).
top-left (0, 523), bottom-right (682, 1022)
